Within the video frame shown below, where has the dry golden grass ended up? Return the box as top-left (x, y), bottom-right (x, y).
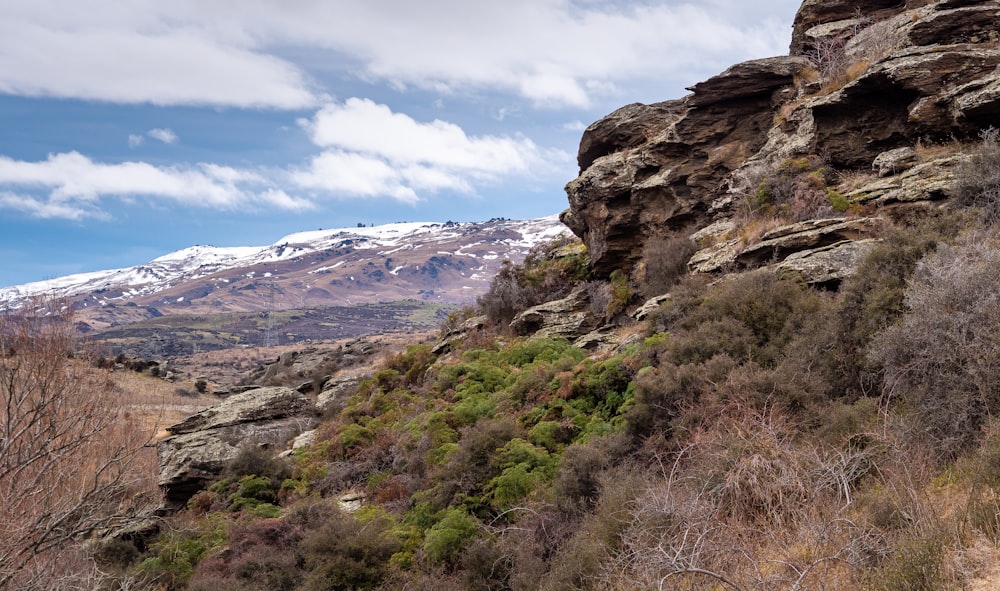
top-left (109, 369), bottom-right (214, 440)
top-left (818, 60), bottom-right (871, 95)
top-left (837, 169), bottom-right (879, 192)
top-left (734, 214), bottom-right (787, 247)
top-left (915, 137), bottom-right (963, 161)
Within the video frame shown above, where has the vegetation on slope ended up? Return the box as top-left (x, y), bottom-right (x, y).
top-left (99, 134), bottom-right (1000, 588)
top-left (15, 131), bottom-right (1000, 590)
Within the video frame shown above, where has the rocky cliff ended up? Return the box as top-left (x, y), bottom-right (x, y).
top-left (563, 0), bottom-right (1000, 282)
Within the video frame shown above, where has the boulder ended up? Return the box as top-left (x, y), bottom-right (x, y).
top-left (632, 294), bottom-right (672, 322)
top-left (873, 147), bottom-right (919, 177)
top-left (573, 326), bottom-right (623, 354)
top-left (317, 372), bottom-right (366, 413)
top-left (158, 386), bottom-right (319, 507)
top-left (777, 239), bottom-right (879, 285)
top-left (510, 286), bottom-right (602, 340)
top-left (432, 314), bottom-right (488, 356)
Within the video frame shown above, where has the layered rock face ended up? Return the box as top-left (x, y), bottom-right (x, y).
top-left (158, 386), bottom-right (320, 507)
top-left (564, 0), bottom-right (1000, 281)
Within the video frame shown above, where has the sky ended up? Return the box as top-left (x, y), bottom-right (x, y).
top-left (0, 0), bottom-right (802, 288)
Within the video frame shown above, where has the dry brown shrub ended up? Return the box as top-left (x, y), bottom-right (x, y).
top-left (869, 233), bottom-right (1000, 458)
top-left (639, 232), bottom-right (697, 299)
top-left (955, 127), bottom-right (1000, 225)
top-left (0, 300), bottom-right (157, 588)
top-left (601, 407), bottom-right (898, 591)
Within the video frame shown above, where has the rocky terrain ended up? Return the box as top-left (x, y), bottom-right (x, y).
top-left (564, 0), bottom-right (1000, 284)
top-left (151, 0), bottom-right (1000, 520)
top-left (66, 2), bottom-right (1000, 590)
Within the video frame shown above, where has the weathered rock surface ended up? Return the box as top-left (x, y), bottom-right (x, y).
top-left (562, 56), bottom-right (810, 277)
top-left (317, 371), bottom-right (366, 413)
top-left (432, 315), bottom-right (488, 356)
top-left (158, 386), bottom-right (319, 506)
top-left (689, 217), bottom-right (882, 284)
top-left (510, 286), bottom-right (602, 340)
top-left (563, 0), bottom-right (1000, 285)
top-left (777, 239), bottom-right (879, 284)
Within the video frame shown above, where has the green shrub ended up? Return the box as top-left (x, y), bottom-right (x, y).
top-left (137, 519), bottom-right (228, 588)
top-left (605, 269), bottom-right (631, 318)
top-left (864, 529), bottom-right (948, 591)
top-left (423, 508), bottom-right (480, 566)
top-left (826, 218), bottom-right (955, 397)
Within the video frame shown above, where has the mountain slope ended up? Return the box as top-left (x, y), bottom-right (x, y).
top-left (1, 216), bottom-right (568, 332)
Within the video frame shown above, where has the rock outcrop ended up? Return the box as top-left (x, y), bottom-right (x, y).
top-left (510, 286), bottom-right (602, 341)
top-left (158, 386), bottom-right (319, 507)
top-left (563, 0), bottom-right (1000, 285)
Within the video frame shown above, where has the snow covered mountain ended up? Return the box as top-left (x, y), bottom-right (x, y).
top-left (1, 216), bottom-right (569, 332)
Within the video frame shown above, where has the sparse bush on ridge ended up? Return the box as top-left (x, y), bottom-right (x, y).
top-left (870, 233), bottom-right (1000, 458)
top-left (638, 231), bottom-right (697, 299)
top-left (477, 236), bottom-right (588, 326)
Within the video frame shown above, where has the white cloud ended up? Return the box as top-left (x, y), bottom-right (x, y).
top-left (0, 152), bottom-right (313, 220)
top-left (305, 98), bottom-right (542, 175)
top-left (0, 0), bottom-right (800, 109)
top-left (0, 98), bottom-right (570, 218)
top-left (128, 134), bottom-right (144, 148)
top-left (0, 191), bottom-right (106, 220)
top-left (148, 128), bottom-right (179, 144)
top-left (293, 98), bottom-right (568, 202)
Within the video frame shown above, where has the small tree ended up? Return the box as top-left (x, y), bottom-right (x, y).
top-left (0, 300), bottom-right (156, 589)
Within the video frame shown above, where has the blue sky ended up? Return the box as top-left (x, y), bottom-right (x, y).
top-left (0, 0), bottom-right (801, 287)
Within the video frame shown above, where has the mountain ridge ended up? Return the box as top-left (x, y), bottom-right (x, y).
top-left (1, 215), bottom-right (569, 333)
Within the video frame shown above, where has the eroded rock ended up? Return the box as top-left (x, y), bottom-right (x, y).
top-left (158, 386), bottom-right (319, 507)
top-left (564, 0), bottom-right (1000, 282)
top-left (510, 286), bottom-right (602, 340)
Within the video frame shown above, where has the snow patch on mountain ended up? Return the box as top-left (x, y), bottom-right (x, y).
top-left (0, 215), bottom-right (567, 307)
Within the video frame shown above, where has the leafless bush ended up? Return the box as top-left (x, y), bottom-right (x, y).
top-left (869, 233), bottom-right (1000, 457)
top-left (585, 280), bottom-right (611, 318)
top-left (955, 127), bottom-right (1000, 224)
top-left (807, 35), bottom-right (851, 80)
top-left (0, 300), bottom-right (157, 588)
top-left (600, 414), bottom-right (874, 591)
top-left (639, 233), bottom-right (697, 298)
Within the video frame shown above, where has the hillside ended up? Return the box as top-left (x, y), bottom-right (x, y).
top-left (1, 216), bottom-right (567, 358)
top-left (12, 1), bottom-right (1000, 590)
top-left (0, 216), bottom-right (567, 334)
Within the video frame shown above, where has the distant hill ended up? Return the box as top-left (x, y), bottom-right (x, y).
top-left (1, 216), bottom-right (568, 331)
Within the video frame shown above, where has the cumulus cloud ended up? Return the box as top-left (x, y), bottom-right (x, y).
top-left (0, 152), bottom-right (313, 220)
top-left (0, 97), bottom-right (569, 219)
top-left (0, 0), bottom-right (799, 108)
top-left (148, 128), bottom-right (179, 144)
top-left (292, 98), bottom-right (568, 202)
top-left (127, 134), bottom-right (144, 148)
